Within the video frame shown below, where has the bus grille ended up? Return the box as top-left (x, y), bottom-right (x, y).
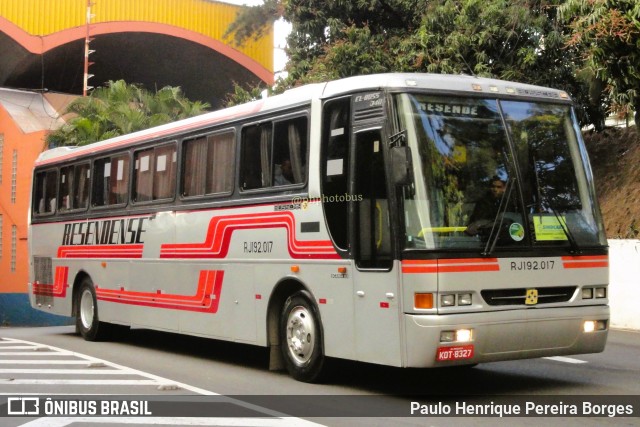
top-left (33, 257), bottom-right (53, 306)
top-left (481, 286), bottom-right (577, 306)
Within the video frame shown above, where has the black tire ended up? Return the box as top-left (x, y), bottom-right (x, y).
top-left (280, 290), bottom-right (325, 382)
top-left (75, 277), bottom-right (112, 341)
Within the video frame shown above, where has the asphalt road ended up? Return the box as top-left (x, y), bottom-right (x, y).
top-left (0, 326), bottom-right (638, 426)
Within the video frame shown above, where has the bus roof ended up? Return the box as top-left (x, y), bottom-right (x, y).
top-left (35, 73), bottom-right (569, 167)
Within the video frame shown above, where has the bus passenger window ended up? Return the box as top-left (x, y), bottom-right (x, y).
top-left (58, 167), bottom-right (73, 211)
top-left (34, 170), bottom-right (58, 215)
top-left (153, 145), bottom-right (177, 200)
top-left (240, 124), bottom-right (272, 190)
top-left (273, 117), bottom-right (308, 186)
top-left (93, 154), bottom-right (129, 207)
top-left (74, 164), bottom-right (90, 209)
top-left (134, 144), bottom-right (176, 202)
top-left (182, 131), bottom-right (235, 197)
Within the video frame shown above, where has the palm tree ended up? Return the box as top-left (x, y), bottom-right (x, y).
top-left (47, 80), bottom-right (210, 147)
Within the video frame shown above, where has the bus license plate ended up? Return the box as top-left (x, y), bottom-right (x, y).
top-left (436, 345), bottom-right (474, 362)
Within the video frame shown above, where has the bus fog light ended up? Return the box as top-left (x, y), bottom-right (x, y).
top-left (581, 288), bottom-right (593, 299)
top-left (441, 294), bottom-right (455, 307)
top-left (595, 287), bottom-right (606, 299)
top-left (456, 329), bottom-right (473, 342)
top-left (583, 321), bottom-right (596, 333)
top-left (596, 320), bottom-right (607, 330)
top-left (440, 331), bottom-right (455, 343)
top-left (458, 293), bottom-right (472, 306)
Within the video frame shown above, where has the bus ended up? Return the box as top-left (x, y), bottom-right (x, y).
top-left (29, 73), bottom-right (609, 382)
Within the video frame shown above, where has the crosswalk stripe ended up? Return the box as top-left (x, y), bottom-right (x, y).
top-left (18, 417), bottom-right (312, 426)
top-left (0, 379), bottom-right (162, 385)
top-left (0, 369), bottom-right (139, 374)
top-left (0, 352), bottom-right (72, 356)
top-left (0, 360), bottom-right (88, 364)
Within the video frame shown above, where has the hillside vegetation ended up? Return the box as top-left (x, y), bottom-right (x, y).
top-left (585, 126), bottom-right (640, 239)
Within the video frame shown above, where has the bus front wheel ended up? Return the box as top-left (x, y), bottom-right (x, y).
top-left (280, 290), bottom-right (325, 382)
top-left (75, 277), bottom-right (109, 341)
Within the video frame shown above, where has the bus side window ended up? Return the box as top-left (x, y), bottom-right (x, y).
top-left (58, 166), bottom-right (72, 211)
top-left (240, 124), bottom-right (272, 190)
top-left (134, 144), bottom-right (176, 202)
top-left (93, 154), bottom-right (129, 207)
top-left (153, 145), bottom-right (177, 200)
top-left (74, 164), bottom-right (90, 209)
top-left (182, 131), bottom-right (235, 197)
top-left (321, 98), bottom-right (351, 250)
top-left (34, 170), bottom-right (58, 215)
top-left (272, 116), bottom-right (307, 186)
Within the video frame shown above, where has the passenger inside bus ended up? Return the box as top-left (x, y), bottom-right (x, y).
top-left (274, 159), bottom-right (294, 185)
top-left (465, 176), bottom-right (506, 236)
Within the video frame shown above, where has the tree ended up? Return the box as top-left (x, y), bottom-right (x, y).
top-left (47, 80), bottom-right (209, 147)
top-left (227, 0), bottom-right (602, 127)
top-left (560, 0), bottom-right (640, 125)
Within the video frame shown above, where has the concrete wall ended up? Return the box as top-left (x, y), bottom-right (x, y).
top-left (608, 239), bottom-right (640, 331)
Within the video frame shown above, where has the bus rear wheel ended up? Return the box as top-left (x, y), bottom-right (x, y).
top-left (75, 277), bottom-right (111, 341)
top-left (280, 290), bottom-right (325, 382)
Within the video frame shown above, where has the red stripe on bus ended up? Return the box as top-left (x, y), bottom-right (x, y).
top-left (57, 244), bottom-right (144, 259)
top-left (160, 211), bottom-right (339, 259)
top-left (561, 255), bottom-right (608, 269)
top-left (96, 270), bottom-right (224, 313)
top-left (32, 266), bottom-right (69, 298)
top-left (563, 261), bottom-right (609, 269)
top-left (401, 258), bottom-right (500, 274)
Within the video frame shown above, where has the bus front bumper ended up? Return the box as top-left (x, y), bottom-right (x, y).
top-left (403, 305), bottom-right (609, 368)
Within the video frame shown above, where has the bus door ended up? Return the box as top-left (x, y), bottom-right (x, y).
top-left (350, 127), bottom-right (402, 366)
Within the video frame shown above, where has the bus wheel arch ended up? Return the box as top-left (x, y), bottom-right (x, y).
top-left (267, 279), bottom-right (325, 381)
top-left (267, 279), bottom-right (326, 382)
top-left (72, 273), bottom-right (112, 341)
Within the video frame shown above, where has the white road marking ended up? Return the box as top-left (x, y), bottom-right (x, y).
top-left (0, 369), bottom-right (139, 374)
top-left (1, 337), bottom-right (325, 427)
top-left (18, 417), bottom-right (310, 426)
top-left (543, 356), bottom-right (588, 364)
top-left (0, 379), bottom-right (162, 385)
top-left (0, 352), bottom-right (72, 356)
top-left (0, 360), bottom-right (88, 364)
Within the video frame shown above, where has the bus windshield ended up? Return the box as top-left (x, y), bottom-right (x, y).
top-left (395, 93), bottom-right (607, 252)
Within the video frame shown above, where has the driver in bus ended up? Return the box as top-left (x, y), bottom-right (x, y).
top-left (465, 176), bottom-right (506, 236)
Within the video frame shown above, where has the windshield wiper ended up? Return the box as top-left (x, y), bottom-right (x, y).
top-left (545, 198), bottom-right (581, 255)
top-left (482, 176), bottom-right (516, 256)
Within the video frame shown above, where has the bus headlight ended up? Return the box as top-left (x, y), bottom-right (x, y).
top-left (582, 288), bottom-right (593, 299)
top-left (441, 294), bottom-right (455, 307)
top-left (458, 293), bottom-right (472, 306)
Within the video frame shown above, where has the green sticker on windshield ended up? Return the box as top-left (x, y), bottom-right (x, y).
top-left (533, 216), bottom-right (569, 241)
top-left (509, 223), bottom-right (525, 241)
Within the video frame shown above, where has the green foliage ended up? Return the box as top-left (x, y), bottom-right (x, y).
top-left (47, 80), bottom-right (209, 147)
top-left (227, 0), bottom-right (636, 129)
top-left (560, 0), bottom-right (640, 124)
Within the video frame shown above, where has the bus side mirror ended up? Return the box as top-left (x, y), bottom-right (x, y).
top-left (391, 146), bottom-right (413, 186)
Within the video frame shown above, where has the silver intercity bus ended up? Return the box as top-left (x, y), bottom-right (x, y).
top-left (29, 74), bottom-right (609, 382)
